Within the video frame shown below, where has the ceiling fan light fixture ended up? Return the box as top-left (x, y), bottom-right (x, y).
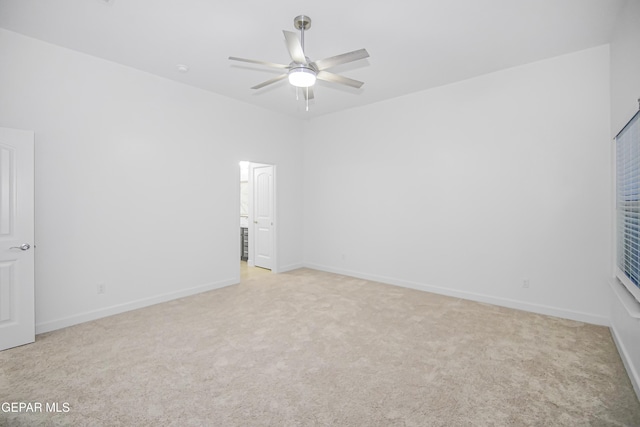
top-left (288, 67), bottom-right (316, 88)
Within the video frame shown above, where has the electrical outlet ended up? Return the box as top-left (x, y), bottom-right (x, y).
top-left (523, 279), bottom-right (530, 288)
top-left (97, 282), bottom-right (106, 294)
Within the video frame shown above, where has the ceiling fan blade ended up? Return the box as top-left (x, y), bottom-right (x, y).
top-left (311, 48), bottom-right (369, 71)
top-left (229, 56), bottom-right (289, 69)
top-left (251, 74), bottom-right (288, 90)
top-left (303, 86), bottom-right (314, 101)
top-left (316, 71), bottom-right (364, 89)
top-left (283, 30), bottom-right (307, 64)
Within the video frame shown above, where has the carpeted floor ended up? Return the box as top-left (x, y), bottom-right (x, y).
top-left (1, 268), bottom-right (639, 426)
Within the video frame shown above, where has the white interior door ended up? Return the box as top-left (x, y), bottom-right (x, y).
top-left (0, 127), bottom-right (35, 351)
top-left (252, 165), bottom-right (273, 270)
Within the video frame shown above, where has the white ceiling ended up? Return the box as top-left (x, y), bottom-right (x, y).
top-left (0, 0), bottom-right (625, 119)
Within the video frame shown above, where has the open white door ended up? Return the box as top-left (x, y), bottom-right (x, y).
top-left (252, 164), bottom-right (274, 270)
top-left (0, 127), bottom-right (35, 351)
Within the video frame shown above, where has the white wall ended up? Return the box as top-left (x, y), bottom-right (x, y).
top-left (0, 29), bottom-right (304, 332)
top-left (303, 45), bottom-right (611, 325)
top-left (610, 1), bottom-right (640, 135)
top-left (609, 0), bottom-right (640, 398)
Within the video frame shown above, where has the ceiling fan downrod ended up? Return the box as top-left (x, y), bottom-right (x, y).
top-left (293, 15), bottom-right (311, 54)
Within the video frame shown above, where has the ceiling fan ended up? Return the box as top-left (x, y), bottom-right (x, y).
top-left (229, 15), bottom-right (369, 109)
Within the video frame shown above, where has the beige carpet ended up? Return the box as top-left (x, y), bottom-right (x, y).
top-left (1, 268), bottom-right (639, 426)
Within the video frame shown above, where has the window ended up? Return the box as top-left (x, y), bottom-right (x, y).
top-left (616, 109), bottom-right (640, 303)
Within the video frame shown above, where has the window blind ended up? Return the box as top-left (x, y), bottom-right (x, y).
top-left (616, 109), bottom-right (640, 303)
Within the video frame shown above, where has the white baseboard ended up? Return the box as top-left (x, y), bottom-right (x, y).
top-left (35, 278), bottom-right (239, 334)
top-left (304, 262), bottom-right (609, 326)
top-left (608, 279), bottom-right (640, 401)
top-left (277, 263), bottom-right (304, 273)
top-left (610, 323), bottom-right (640, 400)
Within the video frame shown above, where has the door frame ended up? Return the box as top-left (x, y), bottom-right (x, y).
top-left (243, 161), bottom-right (277, 273)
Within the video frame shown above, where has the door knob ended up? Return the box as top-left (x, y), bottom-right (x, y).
top-left (10, 243), bottom-right (30, 251)
top-left (254, 221), bottom-right (258, 224)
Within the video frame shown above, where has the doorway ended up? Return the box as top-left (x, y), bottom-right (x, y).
top-left (239, 161), bottom-right (276, 280)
